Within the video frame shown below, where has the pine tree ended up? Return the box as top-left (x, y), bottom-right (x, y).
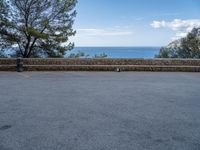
top-left (156, 28), bottom-right (200, 58)
top-left (0, 0), bottom-right (77, 58)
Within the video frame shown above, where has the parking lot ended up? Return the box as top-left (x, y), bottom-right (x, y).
top-left (0, 72), bottom-right (200, 150)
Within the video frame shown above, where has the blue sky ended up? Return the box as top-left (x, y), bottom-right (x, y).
top-left (71, 0), bottom-right (200, 47)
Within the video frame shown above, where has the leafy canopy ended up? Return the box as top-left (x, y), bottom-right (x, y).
top-left (0, 0), bottom-right (77, 58)
top-left (156, 28), bottom-right (200, 58)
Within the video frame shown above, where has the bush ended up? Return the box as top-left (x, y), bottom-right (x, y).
top-left (94, 53), bottom-right (108, 58)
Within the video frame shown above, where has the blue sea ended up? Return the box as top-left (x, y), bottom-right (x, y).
top-left (67, 47), bottom-right (161, 58)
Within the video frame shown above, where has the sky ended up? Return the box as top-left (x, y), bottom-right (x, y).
top-left (71, 0), bottom-right (200, 47)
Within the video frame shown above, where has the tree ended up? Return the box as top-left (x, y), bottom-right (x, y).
top-left (156, 28), bottom-right (200, 58)
top-left (0, 51), bottom-right (6, 58)
top-left (0, 0), bottom-right (77, 58)
top-left (155, 47), bottom-right (178, 58)
top-left (177, 28), bottom-right (200, 58)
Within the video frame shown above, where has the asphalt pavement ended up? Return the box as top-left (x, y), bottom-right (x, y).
top-left (0, 72), bottom-right (200, 150)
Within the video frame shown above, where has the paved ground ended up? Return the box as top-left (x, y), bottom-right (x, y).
top-left (0, 72), bottom-right (200, 150)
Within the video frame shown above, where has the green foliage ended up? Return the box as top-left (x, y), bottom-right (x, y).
top-left (67, 51), bottom-right (89, 58)
top-left (0, 51), bottom-right (6, 58)
top-left (178, 31), bottom-right (200, 58)
top-left (155, 47), bottom-right (178, 58)
top-left (0, 0), bottom-right (77, 58)
top-left (26, 27), bottom-right (49, 39)
top-left (94, 53), bottom-right (108, 58)
top-left (156, 28), bottom-right (200, 58)
top-left (67, 51), bottom-right (108, 58)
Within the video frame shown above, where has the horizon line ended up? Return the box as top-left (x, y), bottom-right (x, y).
top-left (74, 46), bottom-right (163, 48)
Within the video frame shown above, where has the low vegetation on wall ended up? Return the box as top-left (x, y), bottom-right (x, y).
top-left (67, 51), bottom-right (108, 58)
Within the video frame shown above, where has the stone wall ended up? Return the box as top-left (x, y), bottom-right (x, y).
top-left (0, 58), bottom-right (16, 71)
top-left (22, 58), bottom-right (200, 66)
top-left (0, 58), bottom-right (200, 72)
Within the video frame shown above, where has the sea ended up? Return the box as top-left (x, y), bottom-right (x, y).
top-left (67, 47), bottom-right (161, 58)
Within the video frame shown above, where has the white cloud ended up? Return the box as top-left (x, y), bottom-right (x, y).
top-left (151, 21), bottom-right (166, 29)
top-left (151, 19), bottom-right (200, 40)
top-left (70, 27), bottom-right (136, 46)
top-left (77, 28), bottom-right (134, 36)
